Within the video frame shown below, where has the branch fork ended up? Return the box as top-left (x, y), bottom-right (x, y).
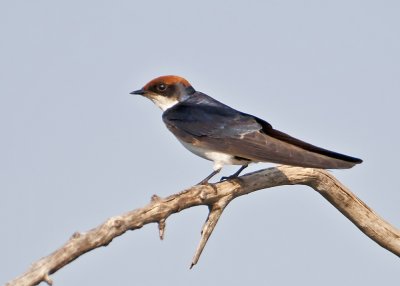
top-left (191, 196), bottom-right (232, 268)
top-left (6, 166), bottom-right (400, 286)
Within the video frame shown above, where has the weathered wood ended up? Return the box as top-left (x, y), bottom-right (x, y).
top-left (6, 166), bottom-right (400, 286)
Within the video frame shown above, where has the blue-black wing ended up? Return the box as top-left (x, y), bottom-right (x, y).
top-left (162, 93), bottom-right (362, 168)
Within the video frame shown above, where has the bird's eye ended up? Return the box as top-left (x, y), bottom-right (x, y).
top-left (157, 84), bottom-right (167, 91)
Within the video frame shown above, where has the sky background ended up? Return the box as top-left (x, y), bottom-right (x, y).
top-left (1, 1), bottom-right (399, 285)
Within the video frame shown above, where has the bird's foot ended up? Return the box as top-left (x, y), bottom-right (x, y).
top-left (196, 179), bottom-right (211, 186)
top-left (196, 169), bottom-right (222, 186)
top-left (219, 174), bottom-right (238, 182)
top-left (219, 164), bottom-right (249, 182)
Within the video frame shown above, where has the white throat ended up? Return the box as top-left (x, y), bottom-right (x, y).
top-left (150, 95), bottom-right (179, 111)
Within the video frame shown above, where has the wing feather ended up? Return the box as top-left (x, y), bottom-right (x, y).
top-left (162, 97), bottom-right (362, 169)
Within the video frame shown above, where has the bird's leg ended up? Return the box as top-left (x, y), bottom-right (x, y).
top-left (220, 164), bottom-right (249, 181)
top-left (197, 168), bottom-right (222, 185)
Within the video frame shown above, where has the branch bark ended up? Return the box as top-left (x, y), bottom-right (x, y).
top-left (6, 166), bottom-right (400, 286)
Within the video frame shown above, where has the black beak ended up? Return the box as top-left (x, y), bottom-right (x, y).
top-left (130, 89), bottom-right (145, 95)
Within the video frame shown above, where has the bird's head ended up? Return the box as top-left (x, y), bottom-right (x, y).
top-left (131, 75), bottom-right (196, 111)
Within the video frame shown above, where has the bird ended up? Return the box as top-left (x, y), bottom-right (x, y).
top-left (131, 75), bottom-right (362, 184)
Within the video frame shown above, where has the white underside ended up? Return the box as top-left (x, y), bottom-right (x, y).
top-left (179, 140), bottom-right (248, 170)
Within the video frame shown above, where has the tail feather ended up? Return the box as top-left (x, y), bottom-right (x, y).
top-left (269, 128), bottom-right (362, 164)
top-left (223, 131), bottom-right (363, 169)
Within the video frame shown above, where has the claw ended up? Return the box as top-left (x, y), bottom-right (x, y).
top-left (219, 164), bottom-right (249, 182)
top-left (220, 176), bottom-right (230, 182)
top-left (196, 168), bottom-right (222, 185)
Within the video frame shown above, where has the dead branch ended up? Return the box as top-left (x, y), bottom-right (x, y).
top-left (6, 166), bottom-right (400, 286)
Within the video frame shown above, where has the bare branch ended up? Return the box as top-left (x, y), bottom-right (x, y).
top-left (6, 166), bottom-right (400, 286)
top-left (151, 194), bottom-right (166, 240)
top-left (191, 197), bottom-right (231, 268)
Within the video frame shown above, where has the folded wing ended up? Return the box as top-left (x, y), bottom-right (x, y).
top-left (162, 99), bottom-right (362, 169)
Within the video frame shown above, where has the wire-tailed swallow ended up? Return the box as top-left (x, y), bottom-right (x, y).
top-left (131, 75), bottom-right (362, 184)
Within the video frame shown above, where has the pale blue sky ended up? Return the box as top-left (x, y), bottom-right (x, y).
top-left (1, 1), bottom-right (399, 285)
